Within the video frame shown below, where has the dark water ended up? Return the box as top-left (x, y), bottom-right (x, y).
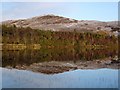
top-left (2, 48), bottom-right (117, 67)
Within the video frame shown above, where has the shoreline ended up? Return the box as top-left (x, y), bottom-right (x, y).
top-left (4, 58), bottom-right (119, 74)
top-left (2, 44), bottom-right (118, 50)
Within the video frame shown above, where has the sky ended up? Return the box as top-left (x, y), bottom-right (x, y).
top-left (0, 2), bottom-right (118, 22)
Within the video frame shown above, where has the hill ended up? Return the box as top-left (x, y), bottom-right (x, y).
top-left (1, 14), bottom-right (119, 33)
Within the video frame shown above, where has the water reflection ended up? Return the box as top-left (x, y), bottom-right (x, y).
top-left (2, 48), bottom-right (118, 88)
top-left (2, 48), bottom-right (117, 67)
top-left (2, 68), bottom-right (118, 88)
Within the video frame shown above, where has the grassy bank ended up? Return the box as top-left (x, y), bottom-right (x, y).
top-left (2, 44), bottom-right (118, 50)
top-left (2, 44), bottom-right (41, 50)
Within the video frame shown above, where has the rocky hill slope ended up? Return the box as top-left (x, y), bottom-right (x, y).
top-left (1, 14), bottom-right (119, 34)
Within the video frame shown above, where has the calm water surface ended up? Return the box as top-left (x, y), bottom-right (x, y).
top-left (1, 48), bottom-right (118, 88)
top-left (2, 68), bottom-right (118, 88)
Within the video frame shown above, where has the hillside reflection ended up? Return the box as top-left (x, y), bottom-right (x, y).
top-left (2, 47), bottom-right (117, 68)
